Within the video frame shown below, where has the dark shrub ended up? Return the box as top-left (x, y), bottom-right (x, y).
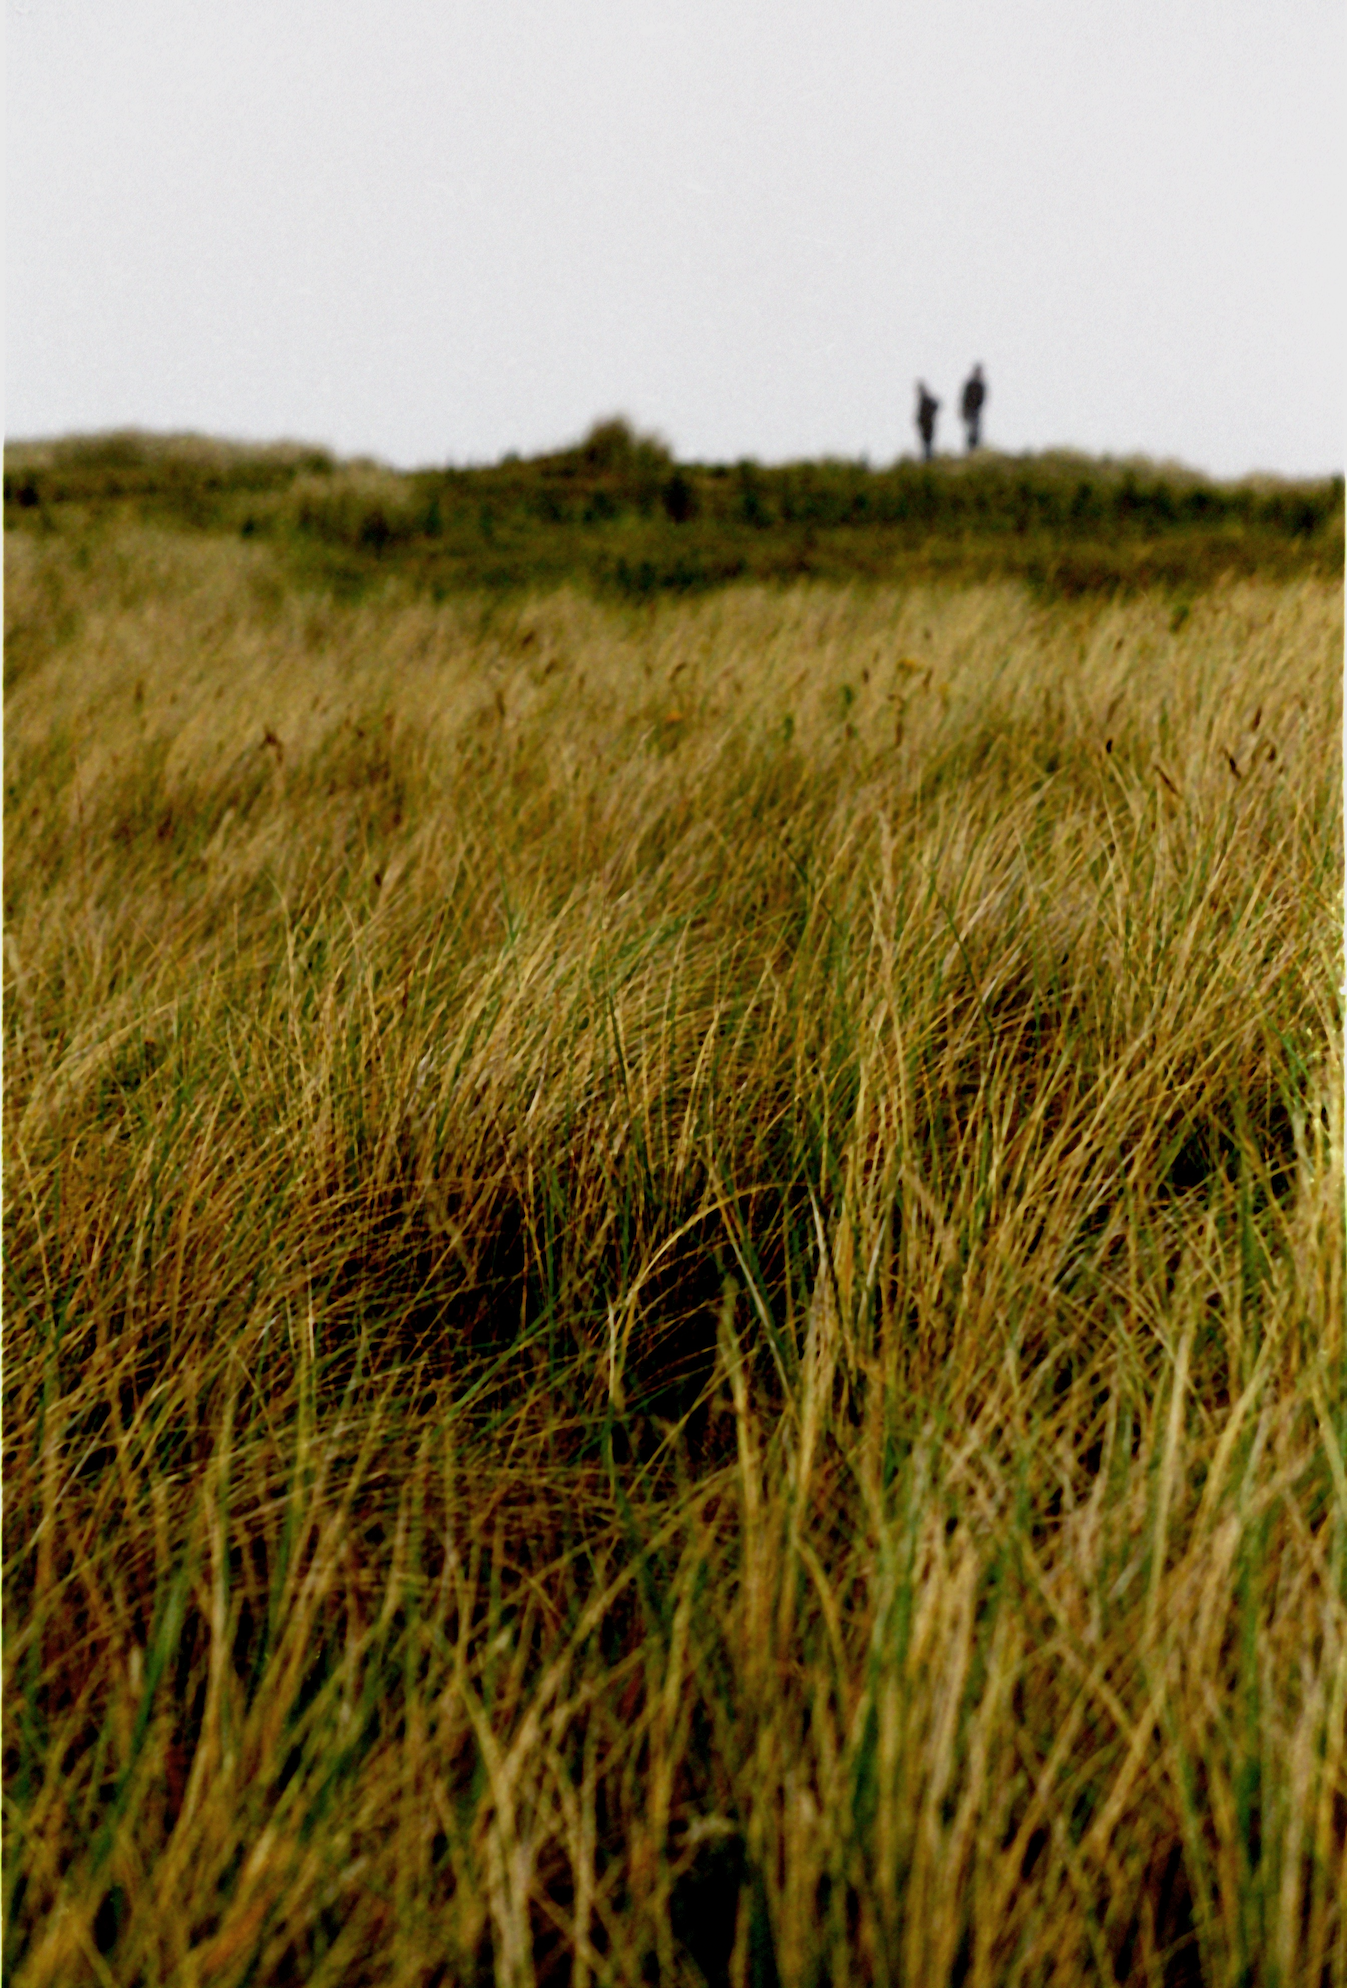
top-left (662, 472), bottom-right (699, 523)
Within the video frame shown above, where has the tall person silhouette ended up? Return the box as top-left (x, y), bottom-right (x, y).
top-left (961, 365), bottom-right (986, 451)
top-left (915, 382), bottom-right (940, 461)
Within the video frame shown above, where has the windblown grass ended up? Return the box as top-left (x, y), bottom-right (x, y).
top-left (4, 525), bottom-right (1344, 1986)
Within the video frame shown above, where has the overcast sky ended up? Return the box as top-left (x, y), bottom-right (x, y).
top-left (6, 1), bottom-right (1344, 478)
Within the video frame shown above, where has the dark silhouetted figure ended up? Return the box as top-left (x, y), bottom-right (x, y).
top-left (915, 382), bottom-right (940, 461)
top-left (961, 365), bottom-right (986, 451)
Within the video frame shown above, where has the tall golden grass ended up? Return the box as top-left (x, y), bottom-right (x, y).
top-left (4, 526), bottom-right (1344, 1986)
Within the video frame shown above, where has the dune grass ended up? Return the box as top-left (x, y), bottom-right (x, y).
top-left (6, 425), bottom-right (1343, 606)
top-left (3, 524), bottom-right (1344, 1986)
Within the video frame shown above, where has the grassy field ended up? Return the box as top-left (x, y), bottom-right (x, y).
top-left (3, 506), bottom-right (1345, 1985)
top-left (5, 425), bottom-right (1343, 607)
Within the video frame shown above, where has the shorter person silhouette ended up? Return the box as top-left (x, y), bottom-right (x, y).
top-left (961, 365), bottom-right (986, 451)
top-left (915, 382), bottom-right (940, 461)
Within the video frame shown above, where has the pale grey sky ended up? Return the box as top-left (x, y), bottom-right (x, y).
top-left (6, 1), bottom-right (1344, 477)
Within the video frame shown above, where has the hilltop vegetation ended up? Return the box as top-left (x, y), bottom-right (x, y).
top-left (5, 418), bottom-right (1342, 605)
top-left (4, 490), bottom-right (1343, 1985)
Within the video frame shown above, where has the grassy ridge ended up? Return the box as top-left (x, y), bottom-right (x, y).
top-left (5, 421), bottom-right (1343, 606)
top-left (3, 521), bottom-right (1345, 1985)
